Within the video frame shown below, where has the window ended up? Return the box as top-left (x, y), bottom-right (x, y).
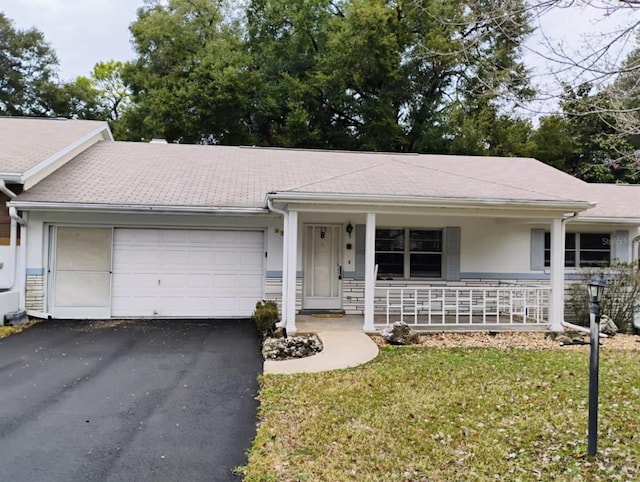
top-left (375, 228), bottom-right (442, 279)
top-left (544, 232), bottom-right (610, 268)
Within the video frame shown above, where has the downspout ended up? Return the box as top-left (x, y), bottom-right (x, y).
top-left (562, 212), bottom-right (579, 227)
top-left (632, 235), bottom-right (640, 265)
top-left (559, 212), bottom-right (611, 336)
top-left (267, 198), bottom-right (288, 328)
top-left (0, 180), bottom-right (23, 291)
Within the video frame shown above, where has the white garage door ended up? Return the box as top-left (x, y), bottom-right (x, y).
top-left (112, 229), bottom-right (264, 318)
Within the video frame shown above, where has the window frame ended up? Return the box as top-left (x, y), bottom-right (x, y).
top-left (375, 227), bottom-right (443, 279)
top-left (544, 232), bottom-right (611, 268)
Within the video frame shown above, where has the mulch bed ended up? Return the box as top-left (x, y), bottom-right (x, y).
top-left (370, 331), bottom-right (640, 351)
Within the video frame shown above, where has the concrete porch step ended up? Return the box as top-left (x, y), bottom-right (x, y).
top-left (299, 309), bottom-right (346, 316)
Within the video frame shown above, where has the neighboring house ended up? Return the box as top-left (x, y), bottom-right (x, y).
top-left (2, 117), bottom-right (639, 333)
top-left (0, 118), bottom-right (112, 319)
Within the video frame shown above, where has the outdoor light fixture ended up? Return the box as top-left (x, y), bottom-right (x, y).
top-left (346, 222), bottom-right (353, 239)
top-left (587, 278), bottom-right (606, 304)
top-left (320, 226), bottom-right (327, 239)
top-left (587, 276), bottom-right (607, 456)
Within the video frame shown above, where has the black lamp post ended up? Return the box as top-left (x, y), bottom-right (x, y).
top-left (587, 277), bottom-right (606, 456)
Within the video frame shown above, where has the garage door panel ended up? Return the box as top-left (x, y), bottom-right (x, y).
top-left (115, 248), bottom-right (162, 267)
top-left (112, 273), bottom-right (159, 289)
top-left (112, 229), bottom-right (264, 317)
top-left (242, 275), bottom-right (265, 289)
top-left (187, 230), bottom-right (217, 244)
top-left (187, 274), bottom-right (214, 289)
top-left (187, 250), bottom-right (216, 265)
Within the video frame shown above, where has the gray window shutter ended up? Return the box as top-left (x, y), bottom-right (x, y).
top-left (445, 226), bottom-right (460, 281)
top-left (614, 230), bottom-right (629, 264)
top-left (530, 229), bottom-right (545, 270)
top-left (355, 224), bottom-right (366, 280)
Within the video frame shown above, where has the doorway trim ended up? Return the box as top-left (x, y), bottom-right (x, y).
top-left (303, 224), bottom-right (342, 310)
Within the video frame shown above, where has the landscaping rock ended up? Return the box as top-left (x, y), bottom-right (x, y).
top-left (262, 334), bottom-right (323, 360)
top-left (381, 321), bottom-right (419, 345)
top-left (600, 315), bottom-right (618, 336)
top-left (272, 326), bottom-right (287, 339)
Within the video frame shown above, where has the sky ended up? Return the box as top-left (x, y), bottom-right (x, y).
top-left (1, 0), bottom-right (637, 114)
top-left (2, 0), bottom-right (143, 81)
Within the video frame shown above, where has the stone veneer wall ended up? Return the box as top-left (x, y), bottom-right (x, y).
top-left (350, 278), bottom-right (549, 314)
top-left (25, 274), bottom-right (44, 312)
top-left (265, 277), bottom-right (303, 316)
top-left (264, 276), bottom-right (555, 317)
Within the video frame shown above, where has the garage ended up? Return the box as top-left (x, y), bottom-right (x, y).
top-left (51, 227), bottom-right (265, 319)
top-left (111, 228), bottom-right (265, 318)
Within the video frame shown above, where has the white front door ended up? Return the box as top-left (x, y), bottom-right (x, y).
top-left (303, 225), bottom-right (342, 310)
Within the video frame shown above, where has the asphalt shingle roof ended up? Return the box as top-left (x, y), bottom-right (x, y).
top-left (574, 183), bottom-right (640, 220)
top-left (16, 142), bottom-right (600, 210)
top-left (0, 117), bottom-right (109, 175)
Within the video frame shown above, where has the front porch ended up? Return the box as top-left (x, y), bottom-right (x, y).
top-left (271, 201), bottom-right (575, 336)
top-left (295, 284), bottom-right (551, 333)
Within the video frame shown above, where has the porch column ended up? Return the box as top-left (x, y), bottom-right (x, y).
top-left (549, 217), bottom-right (566, 332)
top-left (363, 212), bottom-right (376, 332)
top-left (276, 213), bottom-right (288, 329)
top-left (284, 210), bottom-right (299, 334)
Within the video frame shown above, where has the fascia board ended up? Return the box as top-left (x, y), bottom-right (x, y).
top-left (7, 201), bottom-right (269, 216)
top-left (21, 124), bottom-right (112, 190)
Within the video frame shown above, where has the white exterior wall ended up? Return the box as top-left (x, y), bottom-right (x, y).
top-left (24, 211), bottom-right (280, 317)
top-left (461, 219), bottom-right (532, 274)
top-left (19, 209), bottom-right (639, 320)
top-left (0, 246), bottom-right (15, 288)
top-left (376, 214), bottom-right (535, 275)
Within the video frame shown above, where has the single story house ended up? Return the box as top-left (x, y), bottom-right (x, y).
top-left (1, 117), bottom-right (639, 333)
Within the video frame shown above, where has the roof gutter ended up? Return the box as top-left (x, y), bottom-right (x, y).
top-left (266, 192), bottom-right (594, 212)
top-left (7, 201), bottom-right (269, 216)
top-left (0, 173), bottom-right (23, 183)
top-left (574, 216), bottom-right (640, 225)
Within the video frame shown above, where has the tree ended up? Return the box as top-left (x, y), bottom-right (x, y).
top-left (54, 76), bottom-right (106, 120)
top-left (119, 0), bottom-right (256, 143)
top-left (245, 0), bottom-right (534, 152)
top-left (90, 61), bottom-right (130, 122)
top-left (529, 84), bottom-right (638, 183)
top-left (0, 13), bottom-right (61, 116)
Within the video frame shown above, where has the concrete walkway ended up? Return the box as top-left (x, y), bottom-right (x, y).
top-left (263, 331), bottom-right (379, 375)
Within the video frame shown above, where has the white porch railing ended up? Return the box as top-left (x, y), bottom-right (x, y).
top-left (378, 286), bottom-right (551, 328)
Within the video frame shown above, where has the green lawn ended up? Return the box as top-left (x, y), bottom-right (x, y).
top-left (241, 346), bottom-right (640, 481)
top-left (0, 325), bottom-right (26, 339)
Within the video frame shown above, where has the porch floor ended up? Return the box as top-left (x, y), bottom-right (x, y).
top-left (294, 314), bottom-right (550, 333)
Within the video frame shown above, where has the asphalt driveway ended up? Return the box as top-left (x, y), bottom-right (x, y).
top-left (0, 319), bottom-right (263, 482)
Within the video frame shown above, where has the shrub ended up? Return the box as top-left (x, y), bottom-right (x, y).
top-left (566, 264), bottom-right (640, 333)
top-left (251, 300), bottom-right (280, 336)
